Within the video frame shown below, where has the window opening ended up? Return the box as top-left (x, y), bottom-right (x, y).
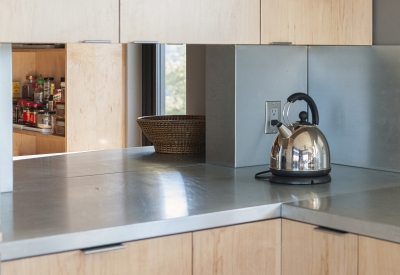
top-left (164, 45), bottom-right (186, 115)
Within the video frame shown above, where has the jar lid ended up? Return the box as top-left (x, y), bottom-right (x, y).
top-left (44, 77), bottom-right (54, 81)
top-left (56, 118), bottom-right (65, 121)
top-left (38, 110), bottom-right (45, 114)
top-left (48, 111), bottom-right (56, 114)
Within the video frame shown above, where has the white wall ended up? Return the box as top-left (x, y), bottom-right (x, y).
top-left (0, 43), bottom-right (13, 192)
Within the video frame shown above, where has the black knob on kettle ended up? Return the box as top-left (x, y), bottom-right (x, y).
top-left (287, 93), bottom-right (319, 125)
top-left (299, 111), bottom-right (308, 122)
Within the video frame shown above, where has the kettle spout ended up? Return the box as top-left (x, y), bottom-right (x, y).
top-left (277, 122), bottom-right (292, 139)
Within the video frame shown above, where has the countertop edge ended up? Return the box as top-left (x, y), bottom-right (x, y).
top-left (1, 203), bottom-right (281, 261)
top-left (281, 204), bottom-right (400, 243)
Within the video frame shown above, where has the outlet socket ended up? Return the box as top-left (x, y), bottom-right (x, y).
top-left (265, 101), bottom-right (281, 134)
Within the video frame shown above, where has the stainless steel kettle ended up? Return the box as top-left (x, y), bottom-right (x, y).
top-left (269, 93), bottom-right (331, 184)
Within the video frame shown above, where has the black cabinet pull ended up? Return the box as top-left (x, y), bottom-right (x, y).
top-left (82, 243), bottom-right (126, 255)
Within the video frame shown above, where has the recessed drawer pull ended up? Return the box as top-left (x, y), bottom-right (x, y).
top-left (83, 40), bottom-right (111, 43)
top-left (270, 42), bottom-right (292, 45)
top-left (313, 226), bottom-right (348, 236)
top-left (82, 243), bottom-right (126, 255)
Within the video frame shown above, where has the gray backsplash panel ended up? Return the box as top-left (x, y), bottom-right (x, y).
top-left (206, 45), bottom-right (307, 167)
top-left (235, 45), bottom-right (308, 167)
top-left (309, 46), bottom-right (400, 172)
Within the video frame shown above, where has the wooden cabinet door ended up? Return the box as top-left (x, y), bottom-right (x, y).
top-left (0, 0), bottom-right (119, 43)
top-left (36, 135), bottom-right (65, 154)
top-left (193, 219), bottom-right (281, 275)
top-left (282, 219), bottom-right (357, 275)
top-left (13, 132), bottom-right (36, 156)
top-left (120, 0), bottom-right (260, 44)
top-left (66, 43), bottom-right (126, 152)
top-left (359, 236), bottom-right (400, 275)
top-left (261, 0), bottom-right (372, 45)
top-left (2, 233), bottom-right (192, 275)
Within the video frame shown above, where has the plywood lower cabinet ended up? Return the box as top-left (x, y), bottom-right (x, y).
top-left (282, 219), bottom-right (358, 275)
top-left (13, 130), bottom-right (65, 156)
top-left (13, 132), bottom-right (37, 156)
top-left (2, 233), bottom-right (192, 275)
top-left (2, 220), bottom-right (281, 275)
top-left (359, 235), bottom-right (400, 275)
top-left (193, 219), bottom-right (281, 275)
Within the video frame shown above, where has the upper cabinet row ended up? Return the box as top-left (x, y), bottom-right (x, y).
top-left (1, 0), bottom-right (119, 43)
top-left (0, 0), bottom-right (372, 45)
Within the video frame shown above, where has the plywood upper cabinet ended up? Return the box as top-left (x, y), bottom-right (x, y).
top-left (193, 219), bottom-right (281, 275)
top-left (66, 43), bottom-right (126, 152)
top-left (261, 0), bottom-right (372, 45)
top-left (0, 0), bottom-right (119, 43)
top-left (120, 0), bottom-right (260, 44)
top-left (282, 219), bottom-right (357, 275)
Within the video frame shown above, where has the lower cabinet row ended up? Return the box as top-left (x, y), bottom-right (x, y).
top-left (13, 131), bottom-right (65, 156)
top-left (2, 219), bottom-right (399, 275)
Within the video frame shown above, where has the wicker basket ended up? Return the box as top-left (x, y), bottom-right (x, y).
top-left (137, 115), bottom-right (205, 154)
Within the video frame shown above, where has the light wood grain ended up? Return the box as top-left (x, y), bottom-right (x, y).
top-left (12, 49), bottom-right (65, 90)
top-left (13, 130), bottom-right (66, 156)
top-left (36, 135), bottom-right (65, 154)
top-left (12, 52), bottom-right (36, 88)
top-left (261, 0), bottom-right (372, 45)
top-left (193, 219), bottom-right (281, 275)
top-left (312, 226), bottom-right (357, 275)
top-left (66, 44), bottom-right (126, 152)
top-left (121, 0), bottom-right (260, 44)
top-left (282, 219), bottom-right (313, 275)
top-left (13, 132), bottom-right (36, 156)
top-left (2, 233), bottom-right (192, 275)
top-left (0, 0), bottom-right (118, 43)
top-left (359, 235), bottom-right (400, 275)
top-left (35, 50), bottom-right (66, 88)
top-left (282, 219), bottom-right (357, 275)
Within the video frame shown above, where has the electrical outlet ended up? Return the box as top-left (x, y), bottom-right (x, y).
top-left (265, 101), bottom-right (281, 134)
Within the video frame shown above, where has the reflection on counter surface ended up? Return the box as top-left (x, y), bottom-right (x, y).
top-left (4, 147), bottom-right (400, 261)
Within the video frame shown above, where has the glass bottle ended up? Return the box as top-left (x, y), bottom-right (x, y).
top-left (34, 75), bottom-right (44, 103)
top-left (43, 77), bottom-right (54, 100)
top-left (48, 83), bottom-right (55, 111)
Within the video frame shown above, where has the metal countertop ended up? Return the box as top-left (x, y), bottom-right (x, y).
top-left (282, 186), bottom-right (400, 243)
top-left (2, 147), bottom-right (400, 261)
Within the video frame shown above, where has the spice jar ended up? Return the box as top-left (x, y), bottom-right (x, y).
top-left (49, 111), bottom-right (57, 134)
top-left (37, 110), bottom-right (52, 129)
top-left (29, 106), bottom-right (38, 127)
top-left (22, 103), bottom-right (31, 125)
top-left (55, 118), bottom-right (65, 136)
top-left (56, 102), bottom-right (65, 118)
top-left (43, 77), bottom-right (54, 100)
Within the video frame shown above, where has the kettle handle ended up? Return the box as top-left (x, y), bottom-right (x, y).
top-left (287, 93), bottom-right (319, 125)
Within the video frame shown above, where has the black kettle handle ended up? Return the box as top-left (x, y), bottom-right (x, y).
top-left (287, 93), bottom-right (319, 125)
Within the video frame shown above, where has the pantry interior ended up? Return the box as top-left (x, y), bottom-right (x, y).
top-left (11, 43), bottom-right (126, 156)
